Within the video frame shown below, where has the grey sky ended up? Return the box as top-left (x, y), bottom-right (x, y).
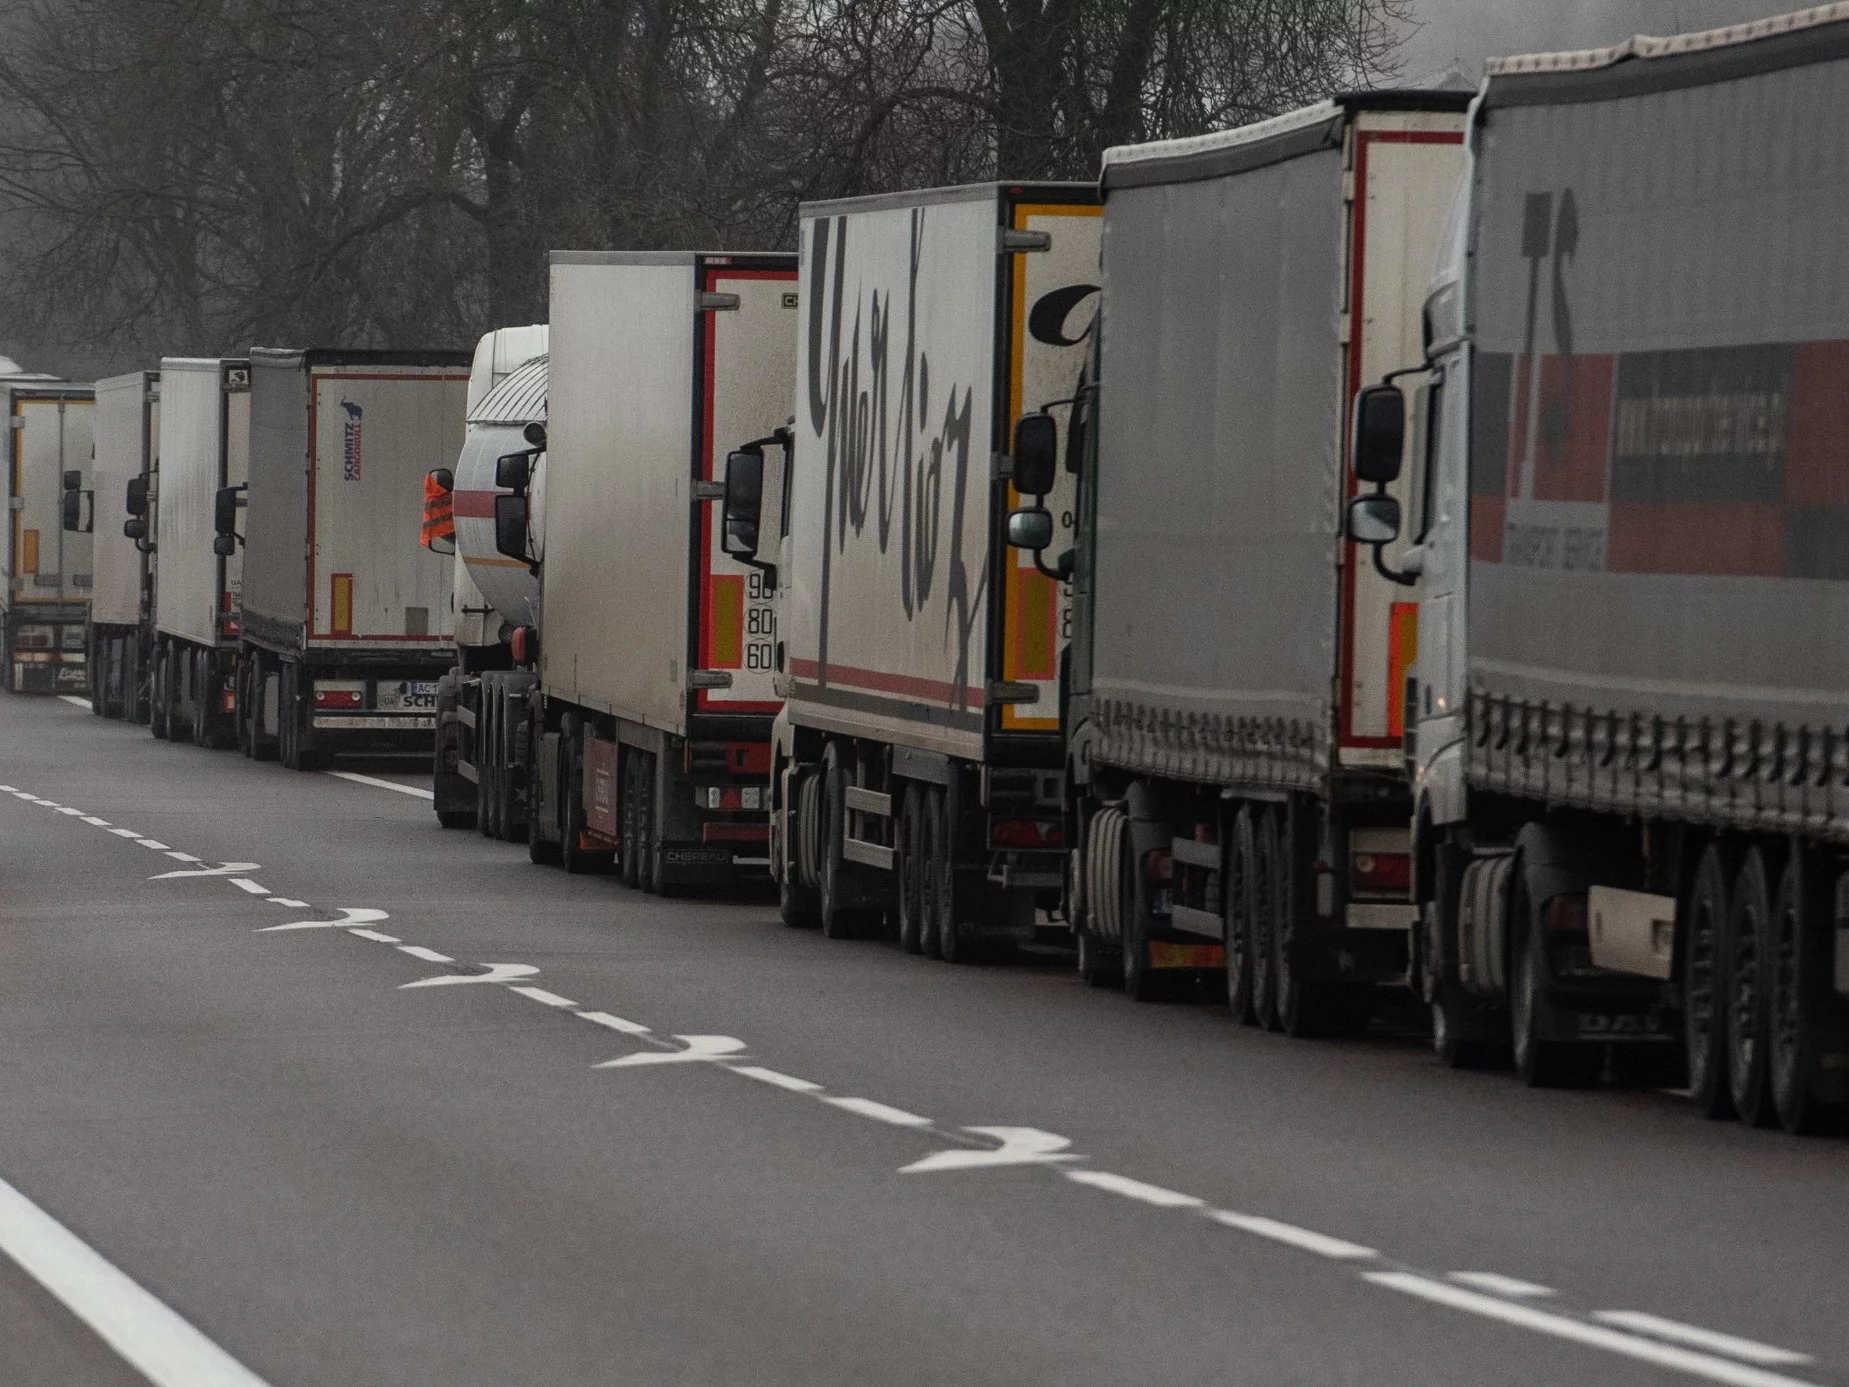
top-left (1395, 0), bottom-right (1812, 82)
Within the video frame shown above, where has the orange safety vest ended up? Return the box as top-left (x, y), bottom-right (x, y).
top-left (421, 472), bottom-right (455, 551)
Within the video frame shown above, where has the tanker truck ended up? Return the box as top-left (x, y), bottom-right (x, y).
top-left (1346, 10), bottom-right (1849, 1129)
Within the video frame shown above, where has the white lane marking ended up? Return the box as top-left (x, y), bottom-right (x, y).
top-left (325, 771), bottom-right (435, 801)
top-left (81, 817), bottom-right (110, 827)
top-left (1366, 1273), bottom-right (1822, 1387)
top-left (56, 695), bottom-right (91, 709)
top-left (596, 1035), bottom-right (747, 1068)
top-left (731, 1066), bottom-right (823, 1093)
top-left (1207, 1211), bottom-right (1378, 1260)
top-left (0, 1171), bottom-right (273, 1387)
top-left (108, 828), bottom-right (142, 838)
top-left (1449, 1271), bottom-right (1556, 1298)
top-left (577, 1011), bottom-right (651, 1036)
top-left (400, 962), bottom-right (539, 989)
top-left (1064, 1170), bottom-right (1205, 1209)
top-left (819, 1096), bottom-right (933, 1127)
top-left (56, 806), bottom-right (85, 816)
top-left (257, 908), bottom-right (390, 934)
top-left (148, 861), bottom-right (259, 878)
top-left (228, 880), bottom-right (269, 896)
top-left (265, 898), bottom-right (309, 909)
top-left (510, 986), bottom-right (578, 1009)
top-left (901, 1127), bottom-right (1078, 1174)
top-left (397, 945), bottom-right (455, 965)
top-left (136, 841), bottom-right (173, 851)
top-left (347, 928), bottom-right (400, 944)
top-left (1593, 1312), bottom-right (1814, 1368)
top-left (0, 785), bottom-right (14, 792)
top-left (163, 852), bottom-right (200, 862)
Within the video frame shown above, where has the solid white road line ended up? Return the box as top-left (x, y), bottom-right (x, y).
top-left (510, 986), bottom-right (578, 1009)
top-left (397, 945), bottom-right (454, 965)
top-left (1448, 1271), bottom-right (1556, 1297)
top-left (1593, 1312), bottom-right (1813, 1367)
top-left (1206, 1211), bottom-right (1378, 1260)
top-left (324, 771), bottom-right (435, 801)
top-left (732, 1066), bottom-right (824, 1093)
top-left (576, 1011), bottom-right (651, 1036)
top-left (346, 928), bottom-right (400, 944)
top-left (820, 1097), bottom-right (934, 1128)
top-left (1366, 1273), bottom-right (1821, 1387)
top-left (56, 695), bottom-right (91, 709)
top-left (1064, 1170), bottom-right (1205, 1209)
top-left (0, 1172), bottom-right (272, 1387)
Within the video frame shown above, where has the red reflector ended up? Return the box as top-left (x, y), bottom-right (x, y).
top-left (1545, 894), bottom-right (1589, 935)
top-left (728, 742), bottom-right (772, 775)
top-left (314, 689), bottom-right (363, 710)
top-left (992, 818), bottom-right (1063, 849)
top-left (702, 823), bottom-right (769, 843)
top-left (1351, 850), bottom-right (1411, 896)
top-left (222, 689), bottom-right (236, 713)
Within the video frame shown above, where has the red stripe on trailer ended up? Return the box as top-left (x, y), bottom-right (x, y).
top-left (788, 657), bottom-right (987, 708)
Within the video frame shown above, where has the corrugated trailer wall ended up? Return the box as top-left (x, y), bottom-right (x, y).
top-left (1466, 39), bottom-right (1849, 837)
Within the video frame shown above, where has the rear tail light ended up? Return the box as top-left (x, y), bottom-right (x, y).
top-left (314, 689), bottom-right (363, 710)
top-left (992, 818), bottom-right (1064, 850)
top-left (511, 625), bottom-right (538, 665)
top-left (222, 688), bottom-right (236, 713)
top-left (1350, 850), bottom-right (1411, 897)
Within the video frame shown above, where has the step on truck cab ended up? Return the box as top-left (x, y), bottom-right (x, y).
top-left (1346, 10), bottom-right (1849, 1126)
top-left (90, 370), bottom-right (158, 721)
top-left (723, 182), bottom-right (1102, 954)
top-left (235, 348), bottom-right (469, 769)
top-left (521, 252), bottom-right (797, 890)
top-left (149, 358), bottom-right (249, 748)
top-left (13, 379), bottom-right (94, 694)
top-left (1019, 94), bottom-right (1468, 1017)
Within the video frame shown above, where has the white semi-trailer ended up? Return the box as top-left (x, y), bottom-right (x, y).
top-left (723, 183), bottom-right (1100, 954)
top-left (10, 380), bottom-right (94, 694)
top-left (1015, 97), bottom-right (1466, 1020)
top-left (232, 348), bottom-right (468, 768)
top-left (149, 358), bottom-right (248, 748)
top-left (520, 251), bottom-right (797, 888)
top-left (1346, 9), bottom-right (1849, 1128)
top-left (90, 370), bottom-right (157, 720)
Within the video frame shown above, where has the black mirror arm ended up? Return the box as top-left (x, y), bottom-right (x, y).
top-left (1371, 543), bottom-right (1416, 587)
top-left (1031, 548), bottom-right (1071, 584)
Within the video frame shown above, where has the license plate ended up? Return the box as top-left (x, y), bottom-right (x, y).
top-left (376, 679), bottom-right (440, 711)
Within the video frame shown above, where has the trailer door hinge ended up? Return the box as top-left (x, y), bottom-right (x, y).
top-left (691, 670), bottom-right (734, 689)
top-left (7, 417), bottom-right (24, 430)
top-left (991, 451), bottom-right (1012, 481)
top-left (698, 292), bottom-right (741, 312)
top-left (691, 480), bottom-right (725, 501)
top-left (1000, 228), bottom-right (1052, 254)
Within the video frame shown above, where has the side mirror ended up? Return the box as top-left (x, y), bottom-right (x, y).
top-left (495, 452), bottom-right (530, 491)
top-left (1348, 493), bottom-right (1402, 545)
top-left (62, 469), bottom-right (81, 492)
top-left (427, 467), bottom-right (453, 494)
top-left (213, 485), bottom-right (241, 537)
top-left (212, 533), bottom-right (237, 557)
top-left (493, 493), bottom-right (529, 561)
top-left (1006, 507), bottom-right (1053, 551)
top-left (125, 475), bottom-right (148, 517)
top-left (722, 448), bottom-right (764, 559)
top-left (1351, 383), bottom-right (1406, 485)
top-left (60, 488), bottom-right (86, 533)
top-left (1013, 412), bottom-right (1058, 496)
top-left (123, 517), bottom-right (147, 541)
top-left (522, 421), bottom-right (546, 450)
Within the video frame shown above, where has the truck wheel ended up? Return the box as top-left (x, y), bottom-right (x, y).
top-left (503, 715), bottom-right (530, 842)
top-left (149, 644), bottom-right (171, 740)
top-left (1727, 845), bottom-right (1779, 1126)
top-left (1768, 845), bottom-right (1849, 1134)
top-left (477, 680), bottom-right (501, 839)
top-left (189, 650), bottom-right (212, 747)
top-left (897, 784), bottom-right (927, 954)
top-left (819, 745), bottom-right (869, 939)
top-left (1685, 842), bottom-right (1735, 1118)
top-left (1510, 906), bottom-right (1602, 1088)
top-left (1250, 806), bottom-right (1280, 1030)
top-left (125, 639), bottom-right (146, 725)
top-left (1224, 807), bottom-right (1255, 1024)
top-left (1119, 814), bottom-right (1164, 1001)
top-left (777, 768), bottom-right (821, 928)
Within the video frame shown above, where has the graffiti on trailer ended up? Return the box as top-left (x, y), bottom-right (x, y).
top-left (807, 208), bottom-right (983, 708)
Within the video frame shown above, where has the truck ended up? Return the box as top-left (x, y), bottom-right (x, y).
top-left (148, 358), bottom-right (248, 747)
top-left (1343, 10), bottom-right (1849, 1129)
top-left (1008, 97), bottom-right (1467, 1019)
top-left (89, 370), bottom-right (157, 720)
top-left (721, 183), bottom-right (1101, 954)
top-left (230, 348), bottom-right (469, 768)
top-left (11, 379), bottom-right (94, 694)
top-left (518, 251), bottom-right (797, 888)
top-left (426, 325), bottom-right (548, 834)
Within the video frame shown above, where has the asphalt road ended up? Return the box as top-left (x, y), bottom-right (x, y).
top-left (2, 691), bottom-right (1846, 1387)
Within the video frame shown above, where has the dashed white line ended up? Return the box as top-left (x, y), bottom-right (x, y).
top-left (135, 840), bottom-right (171, 851)
top-left (266, 898), bottom-right (309, 909)
top-left (80, 817), bottom-right (110, 827)
top-left (1592, 1312), bottom-right (1813, 1368)
top-left (55, 806), bottom-right (84, 816)
top-left (820, 1097), bottom-right (933, 1128)
top-left (577, 1011), bottom-right (652, 1036)
top-left (1206, 1211), bottom-right (1378, 1261)
top-left (0, 785), bottom-right (14, 792)
top-left (1366, 1273), bottom-right (1819, 1387)
top-left (732, 1066), bottom-right (824, 1093)
top-left (107, 828), bottom-right (142, 838)
top-left (55, 695), bottom-right (91, 710)
top-left (0, 1171), bottom-right (274, 1386)
top-left (347, 928), bottom-right (401, 944)
top-left (164, 851), bottom-right (201, 863)
top-left (1449, 1271), bottom-right (1556, 1298)
top-left (397, 945), bottom-right (454, 965)
top-left (324, 771), bottom-right (435, 801)
top-left (228, 880), bottom-right (269, 896)
top-left (510, 986), bottom-right (578, 1009)
top-left (1065, 1170), bottom-right (1205, 1209)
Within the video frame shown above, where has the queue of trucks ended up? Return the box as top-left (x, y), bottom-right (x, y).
top-left (37, 6), bottom-right (1849, 1137)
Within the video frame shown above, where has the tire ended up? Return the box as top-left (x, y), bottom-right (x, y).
top-left (1769, 844), bottom-right (1849, 1134)
top-left (1120, 812), bottom-right (1163, 1002)
top-left (1432, 993), bottom-right (1499, 1069)
top-left (897, 784), bottom-right (927, 955)
top-left (818, 746), bottom-right (867, 939)
top-left (1250, 806), bottom-right (1279, 1030)
top-left (1224, 806), bottom-right (1255, 1024)
top-left (189, 650), bottom-right (211, 747)
top-left (779, 768), bottom-right (822, 928)
top-left (500, 710), bottom-right (528, 842)
top-left (1510, 902), bottom-right (1603, 1088)
top-left (1685, 842), bottom-right (1735, 1119)
top-left (125, 638), bottom-right (146, 725)
top-left (926, 784), bottom-right (962, 960)
top-left (477, 682), bottom-right (500, 840)
top-left (1076, 808), bottom-right (1123, 987)
top-left (1727, 844), bottom-right (1778, 1127)
top-left (149, 644), bottom-right (170, 740)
